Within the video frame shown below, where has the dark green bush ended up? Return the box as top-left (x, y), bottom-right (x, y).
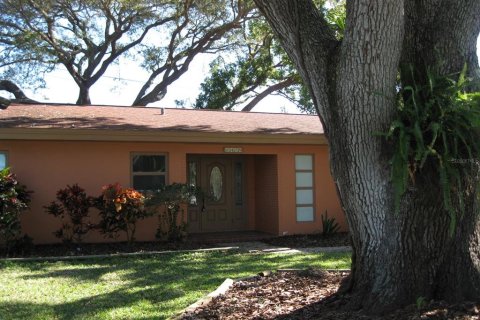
top-left (147, 183), bottom-right (203, 242)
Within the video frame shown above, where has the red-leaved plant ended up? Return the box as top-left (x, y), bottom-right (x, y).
top-left (94, 183), bottom-right (150, 243)
top-left (44, 184), bottom-right (93, 243)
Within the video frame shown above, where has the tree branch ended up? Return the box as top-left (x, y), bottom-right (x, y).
top-left (132, 1), bottom-right (254, 106)
top-left (0, 80), bottom-right (38, 107)
top-left (0, 96), bottom-right (11, 109)
top-left (94, 16), bottom-right (176, 84)
top-left (253, 0), bottom-right (338, 125)
top-left (241, 76), bottom-right (296, 111)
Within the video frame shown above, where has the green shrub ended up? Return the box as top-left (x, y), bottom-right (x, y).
top-left (5, 234), bottom-right (33, 255)
top-left (44, 184), bottom-right (93, 243)
top-left (94, 183), bottom-right (150, 243)
top-left (321, 210), bottom-right (340, 236)
top-left (147, 183), bottom-right (203, 242)
top-left (0, 168), bottom-right (32, 252)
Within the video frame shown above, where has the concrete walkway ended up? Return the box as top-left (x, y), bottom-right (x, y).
top-left (218, 241), bottom-right (352, 254)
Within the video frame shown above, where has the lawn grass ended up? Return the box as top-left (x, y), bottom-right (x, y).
top-left (0, 250), bottom-right (350, 320)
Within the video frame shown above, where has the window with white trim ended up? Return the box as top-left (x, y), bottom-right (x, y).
top-left (295, 154), bottom-right (315, 222)
top-left (131, 154), bottom-right (167, 191)
top-left (0, 152), bottom-right (7, 170)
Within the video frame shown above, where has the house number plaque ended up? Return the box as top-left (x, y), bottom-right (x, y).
top-left (224, 147), bottom-right (243, 153)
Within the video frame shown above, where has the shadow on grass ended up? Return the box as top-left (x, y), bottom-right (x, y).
top-left (0, 251), bottom-right (351, 319)
top-left (20, 265), bottom-right (115, 282)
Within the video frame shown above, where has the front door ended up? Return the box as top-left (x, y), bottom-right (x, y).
top-left (187, 155), bottom-right (247, 233)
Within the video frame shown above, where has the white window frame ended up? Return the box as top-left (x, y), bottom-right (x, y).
top-left (295, 154), bottom-right (315, 222)
top-left (131, 153), bottom-right (168, 191)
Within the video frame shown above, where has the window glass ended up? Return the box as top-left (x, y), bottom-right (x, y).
top-left (296, 206), bottom-right (314, 222)
top-left (296, 172), bottom-right (313, 187)
top-left (295, 155), bottom-right (313, 170)
top-left (188, 162), bottom-right (197, 187)
top-left (132, 154), bottom-right (167, 191)
top-left (210, 166), bottom-right (223, 201)
top-left (234, 162), bottom-right (243, 205)
top-left (296, 189), bottom-right (313, 205)
top-left (0, 153), bottom-right (6, 170)
top-left (295, 154), bottom-right (315, 222)
top-left (132, 155), bottom-right (165, 172)
top-left (133, 175), bottom-right (165, 191)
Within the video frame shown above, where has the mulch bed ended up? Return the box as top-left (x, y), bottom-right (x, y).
top-left (262, 232), bottom-right (351, 248)
top-left (180, 270), bottom-right (480, 320)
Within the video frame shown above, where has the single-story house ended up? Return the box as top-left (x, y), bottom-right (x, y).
top-left (0, 103), bottom-right (346, 244)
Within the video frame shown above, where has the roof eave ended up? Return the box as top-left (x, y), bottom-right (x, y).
top-left (0, 128), bottom-right (328, 145)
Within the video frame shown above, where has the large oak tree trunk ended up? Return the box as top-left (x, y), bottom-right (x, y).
top-left (400, 0), bottom-right (480, 304)
top-left (255, 0), bottom-right (480, 313)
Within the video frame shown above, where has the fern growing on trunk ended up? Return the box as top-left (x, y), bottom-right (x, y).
top-left (380, 65), bottom-right (480, 235)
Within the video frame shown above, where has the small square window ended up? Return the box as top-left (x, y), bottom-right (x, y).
top-left (295, 155), bottom-right (313, 170)
top-left (296, 189), bottom-right (313, 205)
top-left (296, 172), bottom-right (313, 188)
top-left (296, 206), bottom-right (314, 222)
top-left (131, 154), bottom-right (167, 191)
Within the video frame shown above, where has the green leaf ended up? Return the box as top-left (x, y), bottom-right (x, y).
top-left (413, 121), bottom-right (425, 160)
top-left (379, 65), bottom-right (480, 235)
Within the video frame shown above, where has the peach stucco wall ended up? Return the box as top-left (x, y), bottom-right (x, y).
top-left (0, 140), bottom-right (346, 244)
top-left (254, 155), bottom-right (279, 235)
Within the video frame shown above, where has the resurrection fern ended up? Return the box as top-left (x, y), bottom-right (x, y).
top-left (381, 65), bottom-right (480, 235)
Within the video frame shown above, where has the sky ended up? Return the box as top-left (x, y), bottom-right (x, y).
top-left (20, 35), bottom-right (480, 114)
top-left (24, 53), bottom-right (299, 114)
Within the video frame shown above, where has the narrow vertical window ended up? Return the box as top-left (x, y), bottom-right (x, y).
top-left (188, 161), bottom-right (197, 187)
top-left (188, 161), bottom-right (198, 205)
top-left (295, 155), bottom-right (314, 222)
top-left (234, 162), bottom-right (243, 205)
top-left (0, 152), bottom-right (7, 170)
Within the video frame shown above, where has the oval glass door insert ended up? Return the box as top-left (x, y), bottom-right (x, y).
top-left (210, 166), bottom-right (223, 201)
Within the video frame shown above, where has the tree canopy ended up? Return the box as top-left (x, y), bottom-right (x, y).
top-left (0, 0), bottom-right (348, 112)
top-left (194, 17), bottom-right (307, 112)
top-left (0, 0), bottom-right (256, 106)
top-left (195, 0), bottom-right (345, 113)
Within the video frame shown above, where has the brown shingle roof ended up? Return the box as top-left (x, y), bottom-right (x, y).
top-left (0, 103), bottom-right (323, 135)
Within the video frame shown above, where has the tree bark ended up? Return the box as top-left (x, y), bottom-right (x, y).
top-left (255, 0), bottom-right (480, 314)
top-left (0, 96), bottom-right (10, 109)
top-left (76, 85), bottom-right (91, 105)
top-left (0, 80), bottom-right (38, 108)
top-left (400, 0), bottom-right (480, 302)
